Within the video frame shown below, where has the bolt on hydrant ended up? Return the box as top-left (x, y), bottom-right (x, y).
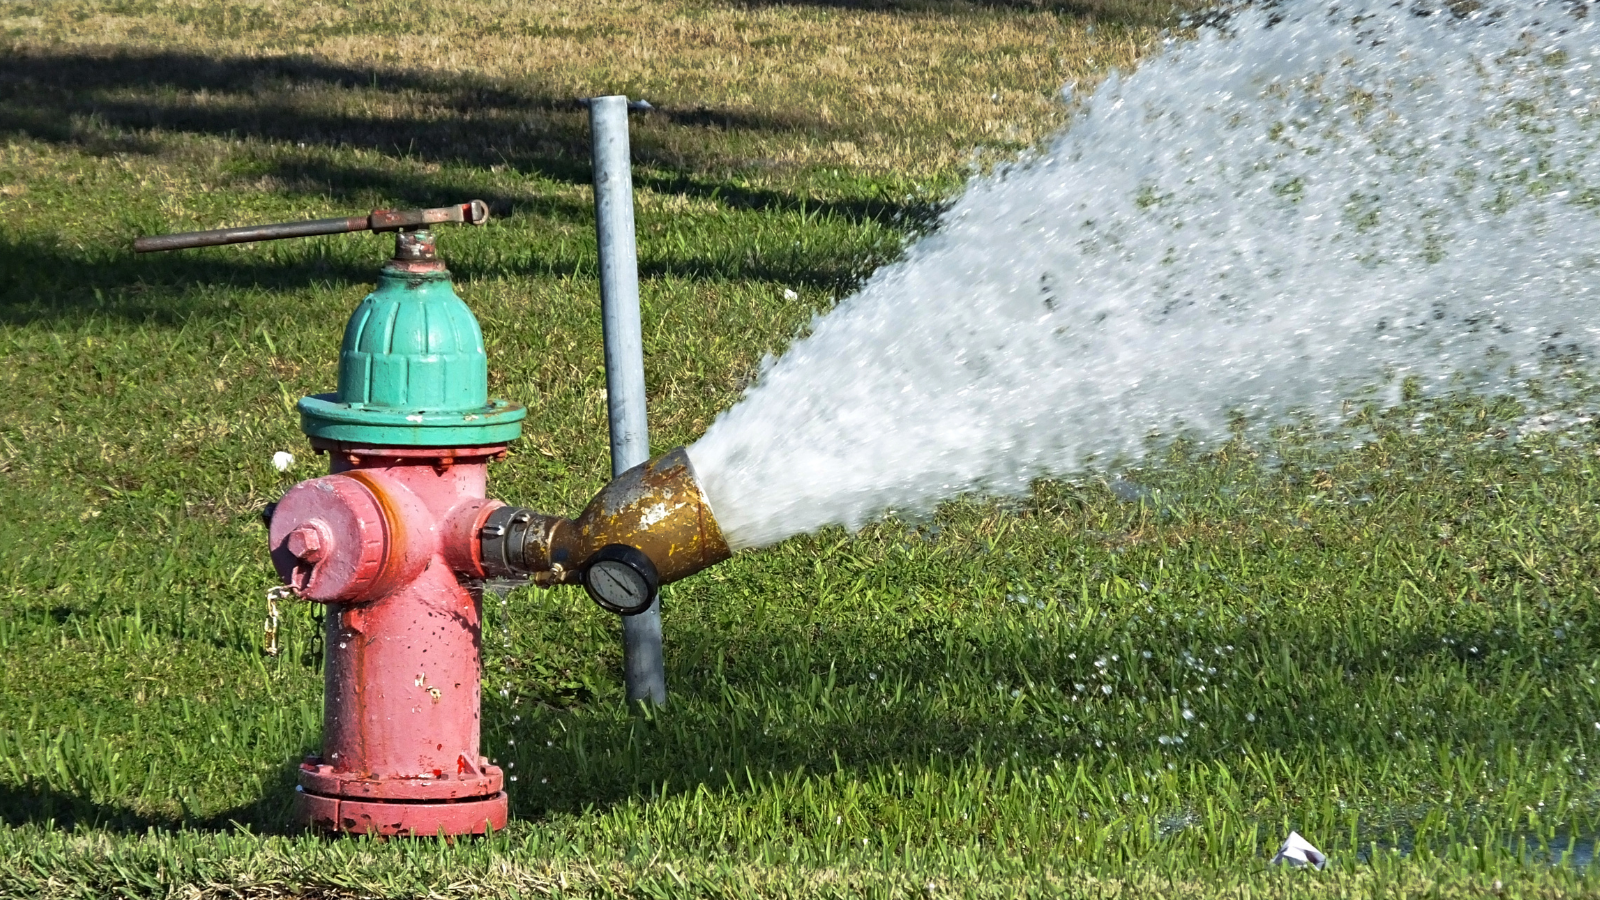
top-left (137, 202), bottom-right (732, 836)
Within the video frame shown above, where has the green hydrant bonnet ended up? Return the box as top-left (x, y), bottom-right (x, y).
top-left (299, 267), bottom-right (526, 446)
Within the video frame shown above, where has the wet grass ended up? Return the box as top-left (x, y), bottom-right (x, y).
top-left (3, 0), bottom-right (1600, 897)
top-left (7, 388), bottom-right (1600, 897)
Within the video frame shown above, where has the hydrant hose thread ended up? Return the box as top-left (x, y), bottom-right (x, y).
top-left (479, 447), bottom-right (732, 612)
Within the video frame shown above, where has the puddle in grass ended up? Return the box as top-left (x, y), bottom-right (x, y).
top-left (1349, 831), bottom-right (1598, 870)
top-left (1526, 833), bottom-right (1595, 869)
top-left (1155, 810), bottom-right (1597, 869)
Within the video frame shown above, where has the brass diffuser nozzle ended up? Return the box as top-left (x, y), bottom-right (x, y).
top-left (480, 447), bottom-right (731, 613)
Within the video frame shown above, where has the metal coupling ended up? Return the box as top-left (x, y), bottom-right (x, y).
top-left (479, 505), bottom-right (567, 583)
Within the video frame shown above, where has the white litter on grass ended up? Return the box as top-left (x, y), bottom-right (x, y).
top-left (272, 451), bottom-right (295, 472)
top-left (1271, 831), bottom-right (1327, 870)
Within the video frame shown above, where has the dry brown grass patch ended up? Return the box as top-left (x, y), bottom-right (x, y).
top-left (1, 0), bottom-right (1196, 176)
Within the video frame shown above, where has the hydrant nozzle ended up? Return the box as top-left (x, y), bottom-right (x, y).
top-left (479, 447), bottom-right (732, 615)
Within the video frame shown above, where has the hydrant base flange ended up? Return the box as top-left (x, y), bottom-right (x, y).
top-left (298, 757), bottom-right (505, 801)
top-left (296, 790), bottom-right (508, 837)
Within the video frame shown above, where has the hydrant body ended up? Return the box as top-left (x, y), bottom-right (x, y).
top-left (267, 232), bottom-right (525, 836)
top-left (137, 204), bottom-right (737, 837)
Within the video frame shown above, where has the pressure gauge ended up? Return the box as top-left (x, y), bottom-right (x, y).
top-left (581, 544), bottom-right (661, 616)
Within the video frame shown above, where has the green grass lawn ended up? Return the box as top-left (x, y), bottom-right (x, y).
top-left (3, 0), bottom-right (1600, 897)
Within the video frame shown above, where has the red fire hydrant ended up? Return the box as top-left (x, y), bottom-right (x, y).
top-left (268, 445), bottom-right (515, 835)
top-left (137, 202), bottom-right (732, 837)
top-left (267, 221), bottom-right (525, 835)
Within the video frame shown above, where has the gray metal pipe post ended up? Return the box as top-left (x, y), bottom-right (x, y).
top-left (589, 95), bottom-right (665, 706)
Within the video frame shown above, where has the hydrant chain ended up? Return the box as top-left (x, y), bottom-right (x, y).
top-left (263, 584), bottom-right (303, 657)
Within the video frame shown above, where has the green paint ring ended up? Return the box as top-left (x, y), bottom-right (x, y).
top-left (299, 394), bottom-right (526, 446)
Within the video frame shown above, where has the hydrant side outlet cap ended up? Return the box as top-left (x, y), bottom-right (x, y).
top-left (269, 475), bottom-right (389, 601)
top-left (300, 267), bottom-right (525, 446)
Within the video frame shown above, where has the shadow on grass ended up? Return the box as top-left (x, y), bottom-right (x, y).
top-left (0, 234), bottom-right (376, 326)
top-left (0, 218), bottom-right (891, 328)
top-left (734, 0), bottom-right (1207, 26)
top-left (0, 48), bottom-right (938, 324)
top-left (0, 46), bottom-right (936, 222)
top-left (636, 169), bottom-right (947, 237)
top-left (0, 47), bottom-right (820, 184)
top-left (0, 764), bottom-right (301, 835)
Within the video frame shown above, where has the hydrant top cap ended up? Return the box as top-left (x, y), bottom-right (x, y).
top-left (299, 265), bottom-right (525, 446)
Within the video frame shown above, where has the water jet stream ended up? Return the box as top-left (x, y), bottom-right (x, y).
top-left (690, 0), bottom-right (1600, 552)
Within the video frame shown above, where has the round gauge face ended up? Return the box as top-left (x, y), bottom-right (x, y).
top-left (587, 559), bottom-right (652, 612)
top-left (582, 544), bottom-right (660, 615)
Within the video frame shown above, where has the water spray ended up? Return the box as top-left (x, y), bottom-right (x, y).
top-left (689, 0), bottom-right (1600, 552)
